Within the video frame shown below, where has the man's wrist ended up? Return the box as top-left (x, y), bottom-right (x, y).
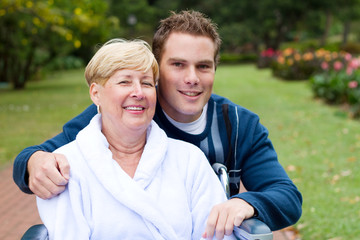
top-left (253, 207), bottom-right (259, 217)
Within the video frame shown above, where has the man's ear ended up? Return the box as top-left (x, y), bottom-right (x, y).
top-left (89, 83), bottom-right (101, 106)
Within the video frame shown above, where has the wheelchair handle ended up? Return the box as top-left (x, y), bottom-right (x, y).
top-left (212, 163), bottom-right (230, 199)
top-left (212, 163), bottom-right (273, 240)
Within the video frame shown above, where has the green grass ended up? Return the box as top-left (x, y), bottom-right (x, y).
top-left (1, 65), bottom-right (359, 239)
top-left (0, 70), bottom-right (92, 168)
top-left (214, 64), bottom-right (360, 239)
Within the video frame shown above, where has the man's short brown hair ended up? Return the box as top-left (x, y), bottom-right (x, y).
top-left (152, 10), bottom-right (222, 66)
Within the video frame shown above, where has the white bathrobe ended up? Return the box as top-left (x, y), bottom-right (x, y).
top-left (37, 114), bottom-right (235, 240)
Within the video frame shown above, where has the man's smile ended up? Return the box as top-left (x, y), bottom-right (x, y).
top-left (179, 91), bottom-right (202, 97)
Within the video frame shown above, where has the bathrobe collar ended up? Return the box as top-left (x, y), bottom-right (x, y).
top-left (75, 114), bottom-right (177, 239)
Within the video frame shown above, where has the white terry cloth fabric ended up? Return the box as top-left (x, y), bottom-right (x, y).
top-left (37, 114), bottom-right (235, 240)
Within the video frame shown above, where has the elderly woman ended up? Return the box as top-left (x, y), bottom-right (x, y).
top-left (36, 39), bottom-right (234, 240)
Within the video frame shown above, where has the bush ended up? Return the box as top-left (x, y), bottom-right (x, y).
top-left (280, 39), bottom-right (320, 52)
top-left (310, 71), bottom-right (351, 104)
top-left (271, 48), bottom-right (320, 80)
top-left (310, 55), bottom-right (360, 118)
top-left (347, 79), bottom-right (360, 118)
top-left (46, 56), bottom-right (85, 71)
top-left (271, 48), bottom-right (354, 81)
top-left (256, 48), bottom-right (280, 68)
top-left (340, 42), bottom-right (360, 54)
top-left (280, 40), bottom-right (341, 52)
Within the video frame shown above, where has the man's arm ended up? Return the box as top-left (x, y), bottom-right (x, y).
top-left (204, 103), bottom-right (302, 238)
top-left (13, 104), bottom-right (97, 197)
top-left (233, 117), bottom-right (303, 231)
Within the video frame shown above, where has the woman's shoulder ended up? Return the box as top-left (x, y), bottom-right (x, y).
top-left (53, 140), bottom-right (84, 170)
top-left (167, 138), bottom-right (202, 152)
top-left (166, 138), bottom-right (208, 166)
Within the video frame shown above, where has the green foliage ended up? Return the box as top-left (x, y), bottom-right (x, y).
top-left (341, 42), bottom-right (360, 54)
top-left (218, 23), bottom-right (255, 53)
top-left (107, 0), bottom-right (158, 41)
top-left (310, 59), bottom-right (360, 118)
top-left (219, 53), bottom-right (257, 64)
top-left (311, 71), bottom-right (349, 104)
top-left (280, 40), bottom-right (343, 52)
top-left (280, 40), bottom-right (321, 52)
top-left (0, 0), bottom-right (118, 89)
top-left (270, 48), bottom-right (354, 81)
top-left (256, 48), bottom-right (281, 68)
top-left (270, 48), bottom-right (319, 80)
top-left (45, 56), bottom-right (84, 71)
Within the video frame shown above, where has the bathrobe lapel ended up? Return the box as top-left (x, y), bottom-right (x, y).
top-left (76, 114), bottom-right (178, 239)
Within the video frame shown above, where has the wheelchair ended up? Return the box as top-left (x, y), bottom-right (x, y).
top-left (21, 164), bottom-right (273, 240)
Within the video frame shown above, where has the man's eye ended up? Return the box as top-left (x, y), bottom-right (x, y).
top-left (173, 62), bottom-right (183, 67)
top-left (198, 64), bottom-right (210, 69)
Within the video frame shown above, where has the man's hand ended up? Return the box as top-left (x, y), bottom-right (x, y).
top-left (203, 198), bottom-right (255, 240)
top-left (27, 151), bottom-right (70, 199)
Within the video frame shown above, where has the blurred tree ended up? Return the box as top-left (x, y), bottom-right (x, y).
top-left (304, 0), bottom-right (339, 46)
top-left (237, 0), bottom-right (308, 51)
top-left (149, 0), bottom-right (308, 53)
top-left (336, 0), bottom-right (360, 45)
top-left (298, 0), bottom-right (360, 46)
top-left (0, 0), bottom-right (118, 89)
top-left (107, 0), bottom-right (158, 43)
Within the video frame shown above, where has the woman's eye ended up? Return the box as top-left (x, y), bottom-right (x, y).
top-left (118, 80), bottom-right (129, 84)
top-left (142, 81), bottom-right (154, 87)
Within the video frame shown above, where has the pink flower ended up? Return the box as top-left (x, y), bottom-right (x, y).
top-left (345, 53), bottom-right (352, 61)
top-left (261, 48), bottom-right (275, 57)
top-left (333, 61), bottom-right (343, 71)
top-left (348, 58), bottom-right (360, 70)
top-left (321, 61), bottom-right (329, 70)
top-left (346, 66), bottom-right (353, 75)
top-left (348, 81), bottom-right (358, 89)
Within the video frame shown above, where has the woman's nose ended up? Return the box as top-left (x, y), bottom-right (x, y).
top-left (130, 83), bottom-right (144, 99)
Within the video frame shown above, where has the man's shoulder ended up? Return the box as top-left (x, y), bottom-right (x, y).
top-left (210, 93), bottom-right (258, 117)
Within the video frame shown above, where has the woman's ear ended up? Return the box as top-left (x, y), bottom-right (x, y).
top-left (89, 83), bottom-right (101, 106)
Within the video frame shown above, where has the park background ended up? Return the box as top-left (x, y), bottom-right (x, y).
top-left (1, 0), bottom-right (360, 239)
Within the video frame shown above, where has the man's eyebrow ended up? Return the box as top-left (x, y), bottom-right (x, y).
top-left (198, 60), bottom-right (214, 65)
top-left (167, 58), bottom-right (214, 65)
top-left (167, 57), bottom-right (186, 62)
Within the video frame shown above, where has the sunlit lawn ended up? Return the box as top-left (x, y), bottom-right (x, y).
top-left (0, 65), bottom-right (359, 239)
top-left (0, 70), bottom-right (92, 168)
top-left (214, 65), bottom-right (360, 239)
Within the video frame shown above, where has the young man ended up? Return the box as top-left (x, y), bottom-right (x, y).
top-left (13, 10), bottom-right (302, 239)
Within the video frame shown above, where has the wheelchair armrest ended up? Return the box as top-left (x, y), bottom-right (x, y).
top-left (21, 224), bottom-right (48, 240)
top-left (234, 218), bottom-right (273, 240)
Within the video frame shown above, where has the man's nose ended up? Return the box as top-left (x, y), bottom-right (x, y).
top-left (184, 66), bottom-right (200, 85)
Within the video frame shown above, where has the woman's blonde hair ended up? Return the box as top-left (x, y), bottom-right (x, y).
top-left (85, 38), bottom-right (159, 86)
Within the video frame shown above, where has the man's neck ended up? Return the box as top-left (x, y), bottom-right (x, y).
top-left (163, 104), bottom-right (208, 134)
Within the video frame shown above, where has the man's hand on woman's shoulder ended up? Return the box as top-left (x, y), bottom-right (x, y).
top-left (28, 151), bottom-right (70, 199)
